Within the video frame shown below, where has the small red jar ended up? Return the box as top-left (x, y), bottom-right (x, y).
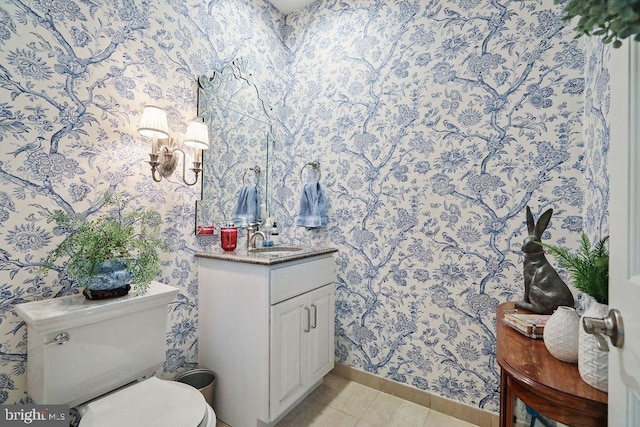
top-left (220, 226), bottom-right (238, 251)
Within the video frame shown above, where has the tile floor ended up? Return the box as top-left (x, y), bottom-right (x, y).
top-left (215, 373), bottom-right (479, 427)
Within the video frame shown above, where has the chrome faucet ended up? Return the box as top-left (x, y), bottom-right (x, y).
top-left (247, 224), bottom-right (266, 250)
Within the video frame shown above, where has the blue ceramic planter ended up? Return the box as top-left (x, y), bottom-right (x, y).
top-left (88, 259), bottom-right (133, 291)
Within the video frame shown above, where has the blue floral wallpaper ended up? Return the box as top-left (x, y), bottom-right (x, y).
top-left (273, 0), bottom-right (592, 413)
top-left (0, 0), bottom-right (283, 405)
top-left (0, 0), bottom-right (610, 417)
top-left (582, 37), bottom-right (610, 242)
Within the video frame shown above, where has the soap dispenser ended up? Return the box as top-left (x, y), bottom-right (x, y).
top-left (271, 221), bottom-right (279, 245)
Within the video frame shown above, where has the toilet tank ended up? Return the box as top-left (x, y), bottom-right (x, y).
top-left (16, 281), bottom-right (179, 406)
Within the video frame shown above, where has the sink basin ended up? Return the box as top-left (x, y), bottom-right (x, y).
top-left (249, 246), bottom-right (303, 255)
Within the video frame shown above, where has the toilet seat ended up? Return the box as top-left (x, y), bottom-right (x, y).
top-left (78, 377), bottom-right (213, 427)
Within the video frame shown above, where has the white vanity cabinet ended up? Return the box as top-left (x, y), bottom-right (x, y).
top-left (196, 249), bottom-right (337, 427)
top-left (270, 283), bottom-right (334, 418)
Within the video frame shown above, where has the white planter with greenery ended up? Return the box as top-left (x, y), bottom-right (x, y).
top-left (542, 233), bottom-right (609, 391)
top-left (578, 298), bottom-right (609, 391)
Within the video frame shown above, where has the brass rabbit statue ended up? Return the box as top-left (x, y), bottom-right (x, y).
top-left (516, 206), bottom-right (575, 314)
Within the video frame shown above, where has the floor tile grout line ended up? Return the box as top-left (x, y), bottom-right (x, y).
top-left (358, 387), bottom-right (380, 422)
top-left (254, 374), bottom-right (487, 427)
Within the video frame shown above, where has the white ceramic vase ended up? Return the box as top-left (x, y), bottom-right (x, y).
top-left (578, 299), bottom-right (609, 392)
top-left (543, 306), bottom-right (580, 363)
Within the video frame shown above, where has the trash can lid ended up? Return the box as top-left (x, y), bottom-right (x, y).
top-left (79, 377), bottom-right (207, 427)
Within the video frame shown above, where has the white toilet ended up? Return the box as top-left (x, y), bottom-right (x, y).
top-left (16, 281), bottom-right (216, 427)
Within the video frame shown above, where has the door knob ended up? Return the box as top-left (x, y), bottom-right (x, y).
top-left (582, 308), bottom-right (624, 351)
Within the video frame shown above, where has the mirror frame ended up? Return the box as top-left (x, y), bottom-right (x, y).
top-left (195, 59), bottom-right (274, 236)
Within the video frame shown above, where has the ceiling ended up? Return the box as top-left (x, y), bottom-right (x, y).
top-left (266, 0), bottom-right (316, 14)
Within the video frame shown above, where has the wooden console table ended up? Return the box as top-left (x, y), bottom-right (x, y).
top-left (497, 302), bottom-right (607, 427)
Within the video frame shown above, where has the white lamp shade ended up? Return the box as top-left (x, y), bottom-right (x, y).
top-left (138, 106), bottom-right (170, 139)
top-left (183, 121), bottom-right (210, 150)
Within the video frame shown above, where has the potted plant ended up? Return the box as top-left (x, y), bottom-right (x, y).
top-left (541, 232), bottom-right (609, 305)
top-left (42, 192), bottom-right (167, 299)
top-left (557, 0), bottom-right (640, 48)
top-left (541, 232), bottom-right (609, 392)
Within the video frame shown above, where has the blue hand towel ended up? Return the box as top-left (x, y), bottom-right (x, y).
top-left (231, 185), bottom-right (259, 227)
top-left (295, 183), bottom-right (328, 229)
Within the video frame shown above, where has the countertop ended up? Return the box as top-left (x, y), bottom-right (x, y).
top-left (195, 246), bottom-right (338, 265)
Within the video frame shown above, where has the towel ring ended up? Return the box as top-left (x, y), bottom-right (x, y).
top-left (243, 166), bottom-right (261, 185)
top-left (300, 161), bottom-right (321, 183)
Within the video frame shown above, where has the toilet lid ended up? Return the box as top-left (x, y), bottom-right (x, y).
top-left (78, 377), bottom-right (207, 427)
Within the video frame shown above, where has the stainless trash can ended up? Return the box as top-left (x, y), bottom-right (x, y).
top-left (175, 368), bottom-right (216, 407)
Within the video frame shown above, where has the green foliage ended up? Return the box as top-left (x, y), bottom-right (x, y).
top-left (42, 192), bottom-right (167, 294)
top-left (541, 233), bottom-right (609, 305)
top-left (557, 0), bottom-right (640, 48)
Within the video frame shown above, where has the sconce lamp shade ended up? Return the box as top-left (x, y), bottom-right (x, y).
top-left (183, 120), bottom-right (210, 150)
top-left (138, 106), bottom-right (170, 139)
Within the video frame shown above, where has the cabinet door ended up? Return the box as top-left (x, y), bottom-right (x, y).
top-left (307, 284), bottom-right (335, 385)
top-left (270, 293), bottom-right (307, 419)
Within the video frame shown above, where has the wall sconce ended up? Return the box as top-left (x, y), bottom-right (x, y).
top-left (137, 105), bottom-right (209, 186)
